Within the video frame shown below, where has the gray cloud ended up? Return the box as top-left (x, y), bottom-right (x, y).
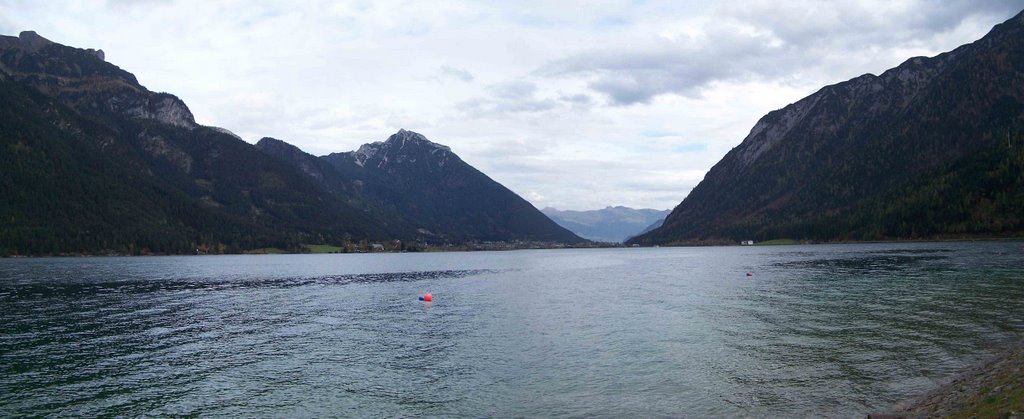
top-left (725, 0), bottom-right (1024, 56)
top-left (559, 92), bottom-right (595, 110)
top-left (456, 80), bottom-right (562, 117)
top-left (456, 79), bottom-right (604, 118)
top-left (105, 0), bottom-right (173, 10)
top-left (539, 25), bottom-right (796, 104)
top-left (733, 1), bottom-right (1024, 43)
top-left (560, 93), bottom-right (593, 104)
top-left (492, 79), bottom-right (538, 99)
top-left (439, 65), bottom-right (474, 82)
top-left (540, 1), bottom-right (1024, 105)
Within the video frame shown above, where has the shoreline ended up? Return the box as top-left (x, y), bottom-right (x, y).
top-left (4, 236), bottom-right (1024, 258)
top-left (870, 338), bottom-right (1024, 418)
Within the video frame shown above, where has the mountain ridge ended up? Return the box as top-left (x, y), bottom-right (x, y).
top-left (630, 10), bottom-right (1024, 245)
top-left (0, 31), bottom-right (581, 255)
top-left (542, 206), bottom-right (669, 243)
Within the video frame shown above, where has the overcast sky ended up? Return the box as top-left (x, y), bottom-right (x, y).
top-left (3, 1), bottom-right (1023, 210)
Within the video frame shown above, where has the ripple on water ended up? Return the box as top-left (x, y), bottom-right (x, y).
top-left (1, 245), bottom-right (1023, 416)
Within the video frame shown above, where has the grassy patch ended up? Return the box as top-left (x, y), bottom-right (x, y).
top-left (755, 239), bottom-right (801, 245)
top-left (245, 247), bottom-right (288, 254)
top-left (951, 373), bottom-right (1024, 419)
top-left (304, 244), bottom-right (343, 253)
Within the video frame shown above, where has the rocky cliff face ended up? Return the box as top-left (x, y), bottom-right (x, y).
top-left (0, 31), bottom-right (195, 129)
top-left (733, 55), bottom-right (952, 171)
top-left (631, 10), bottom-right (1024, 244)
top-left (11, 30), bottom-right (103, 60)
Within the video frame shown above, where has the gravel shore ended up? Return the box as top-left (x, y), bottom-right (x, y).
top-left (869, 339), bottom-right (1024, 419)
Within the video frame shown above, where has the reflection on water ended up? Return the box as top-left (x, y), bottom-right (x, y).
top-left (1, 269), bottom-right (501, 298)
top-left (1, 242), bottom-right (1022, 416)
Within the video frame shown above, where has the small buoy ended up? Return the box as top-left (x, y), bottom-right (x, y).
top-left (418, 295), bottom-right (424, 301)
top-left (746, 272), bottom-right (753, 277)
top-left (423, 293), bottom-right (433, 302)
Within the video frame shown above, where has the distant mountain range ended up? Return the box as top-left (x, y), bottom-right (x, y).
top-left (0, 31), bottom-right (581, 255)
top-left (542, 206), bottom-right (669, 243)
top-left (630, 10), bottom-right (1024, 245)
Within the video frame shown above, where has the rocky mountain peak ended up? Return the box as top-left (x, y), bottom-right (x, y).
top-left (394, 128), bottom-right (423, 140)
top-left (17, 31), bottom-right (52, 54)
top-left (15, 31), bottom-right (104, 61)
top-left (353, 142), bottom-right (383, 167)
top-left (387, 129), bottom-right (452, 152)
top-left (350, 129), bottom-right (454, 168)
top-left (255, 137), bottom-right (291, 150)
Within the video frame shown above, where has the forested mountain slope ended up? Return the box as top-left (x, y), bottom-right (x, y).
top-left (630, 11), bottom-right (1024, 245)
top-left (1, 32), bottom-right (580, 255)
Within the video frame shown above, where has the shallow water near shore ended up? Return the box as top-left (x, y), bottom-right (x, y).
top-left (2, 242), bottom-right (1023, 416)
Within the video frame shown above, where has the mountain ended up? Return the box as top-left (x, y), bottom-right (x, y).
top-left (0, 31), bottom-right (579, 255)
top-left (541, 206), bottom-right (669, 243)
top-left (633, 217), bottom-right (666, 238)
top-left (271, 129), bottom-right (583, 244)
top-left (0, 31), bottom-right (396, 255)
top-left (630, 11), bottom-right (1024, 245)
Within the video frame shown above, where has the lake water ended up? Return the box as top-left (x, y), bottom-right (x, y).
top-left (2, 242), bottom-right (1023, 417)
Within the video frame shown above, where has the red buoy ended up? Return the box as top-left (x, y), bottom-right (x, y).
top-left (423, 293), bottom-right (433, 302)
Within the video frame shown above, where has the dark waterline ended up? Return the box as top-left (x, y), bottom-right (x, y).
top-left (2, 242), bottom-right (1023, 416)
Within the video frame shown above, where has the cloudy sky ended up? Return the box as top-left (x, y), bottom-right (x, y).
top-left (3, 1), bottom-right (1023, 210)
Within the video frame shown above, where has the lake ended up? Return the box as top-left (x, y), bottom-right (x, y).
top-left (2, 242), bottom-right (1023, 417)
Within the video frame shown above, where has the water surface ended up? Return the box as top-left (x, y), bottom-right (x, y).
top-left (2, 242), bottom-right (1023, 416)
